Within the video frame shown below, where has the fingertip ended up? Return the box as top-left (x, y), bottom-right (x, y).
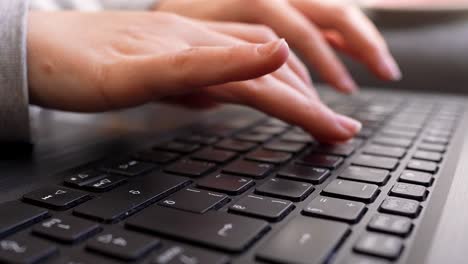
top-left (377, 56), bottom-right (402, 81)
top-left (335, 113), bottom-right (362, 137)
top-left (336, 76), bottom-right (359, 94)
top-left (257, 39), bottom-right (290, 68)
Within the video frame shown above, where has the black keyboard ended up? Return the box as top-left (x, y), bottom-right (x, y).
top-left (0, 92), bottom-right (464, 264)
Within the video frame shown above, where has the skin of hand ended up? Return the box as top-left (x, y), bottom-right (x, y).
top-left (156, 0), bottom-right (402, 93)
top-left (27, 11), bottom-right (361, 143)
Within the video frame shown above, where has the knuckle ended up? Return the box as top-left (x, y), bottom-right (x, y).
top-left (170, 48), bottom-right (198, 70)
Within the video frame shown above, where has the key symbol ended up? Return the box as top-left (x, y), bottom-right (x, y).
top-left (129, 190), bottom-right (141, 195)
top-left (41, 195), bottom-right (53, 200)
top-left (55, 190), bottom-right (67, 195)
top-left (217, 223), bottom-right (233, 237)
top-left (113, 237), bottom-right (127, 247)
top-left (0, 240), bottom-right (27, 253)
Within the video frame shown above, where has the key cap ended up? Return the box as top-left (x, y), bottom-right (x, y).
top-left (277, 164), bottom-right (330, 184)
top-left (413, 150), bottom-right (442, 162)
top-left (264, 118), bottom-right (289, 127)
top-left (407, 160), bottom-right (438, 173)
top-left (256, 217), bottom-right (349, 264)
top-left (222, 160), bottom-right (273, 179)
top-left (87, 230), bottom-right (159, 261)
top-left (313, 142), bottom-right (356, 157)
top-left (356, 127), bottom-right (375, 139)
top-left (354, 232), bottom-right (403, 260)
top-left (84, 175), bottom-right (127, 192)
top-left (373, 137), bottom-right (412, 148)
top-left (352, 155), bottom-right (399, 170)
top-left (381, 129), bottom-right (417, 139)
top-left (159, 188), bottom-right (229, 214)
top-left (263, 140), bottom-right (306, 153)
top-left (229, 195), bottom-right (293, 221)
top-left (322, 179), bottom-right (379, 203)
top-left (74, 173), bottom-right (189, 223)
top-left (337, 254), bottom-right (391, 264)
top-left (33, 215), bottom-right (100, 244)
top-left (390, 183), bottom-right (428, 201)
top-left (134, 150), bottom-right (179, 164)
top-left (0, 202), bottom-right (48, 238)
top-left (245, 149), bottom-right (292, 164)
top-left (423, 136), bottom-right (449, 145)
top-left (23, 186), bottom-right (90, 210)
top-left (280, 131), bottom-right (314, 143)
top-left (297, 153), bottom-right (343, 169)
top-left (101, 159), bottom-right (156, 177)
top-left (197, 173), bottom-right (254, 195)
top-left (215, 139), bottom-right (257, 152)
top-left (368, 214), bottom-right (412, 237)
top-left (339, 166), bottom-right (390, 186)
top-left (0, 236), bottom-right (57, 264)
top-left (155, 141), bottom-right (200, 153)
top-left (418, 143), bottom-right (446, 153)
top-left (398, 170), bottom-right (433, 186)
top-left (177, 134), bottom-right (219, 145)
top-left (363, 145), bottom-right (406, 159)
top-left (151, 243), bottom-right (229, 264)
top-left (235, 132), bottom-right (271, 143)
top-left (255, 178), bottom-right (314, 201)
top-left (165, 159), bottom-right (216, 177)
top-left (379, 197), bottom-right (421, 218)
top-left (303, 196), bottom-right (366, 223)
top-left (191, 148), bottom-right (237, 163)
top-left (251, 125), bottom-right (286, 135)
top-left (126, 207), bottom-right (269, 253)
top-left (53, 252), bottom-right (115, 264)
top-left (64, 170), bottom-right (107, 188)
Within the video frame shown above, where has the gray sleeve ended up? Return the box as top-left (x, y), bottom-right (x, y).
top-left (30, 0), bottom-right (160, 11)
top-left (0, 0), bottom-right (31, 143)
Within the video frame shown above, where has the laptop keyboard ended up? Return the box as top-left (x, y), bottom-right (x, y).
top-left (0, 92), bottom-right (464, 264)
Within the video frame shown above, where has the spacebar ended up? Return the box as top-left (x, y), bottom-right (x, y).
top-left (257, 217), bottom-right (349, 264)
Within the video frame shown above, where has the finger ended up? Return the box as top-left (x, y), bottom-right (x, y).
top-left (203, 21), bottom-right (312, 85)
top-left (290, 0), bottom-right (401, 81)
top-left (204, 76), bottom-right (361, 142)
top-left (105, 39), bottom-right (289, 108)
top-left (251, 2), bottom-right (358, 93)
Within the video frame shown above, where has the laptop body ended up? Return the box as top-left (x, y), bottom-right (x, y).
top-left (0, 86), bottom-right (467, 264)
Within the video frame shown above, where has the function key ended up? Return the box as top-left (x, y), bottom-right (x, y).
top-left (339, 166), bottom-right (390, 186)
top-left (245, 149), bottom-right (292, 164)
top-left (256, 178), bottom-right (314, 201)
top-left (64, 170), bottom-right (107, 188)
top-left (177, 134), bottom-right (219, 145)
top-left (418, 143), bottom-right (446, 153)
top-left (159, 188), bottom-right (229, 214)
top-left (165, 159), bottom-right (216, 178)
top-left (197, 174), bottom-right (254, 195)
top-left (406, 160), bottom-right (438, 173)
top-left (155, 141), bottom-right (200, 153)
top-left (354, 232), bottom-right (403, 260)
top-left (33, 215), bottom-right (100, 244)
top-left (277, 164), bottom-right (330, 184)
top-left (368, 214), bottom-right (413, 237)
top-left (133, 150), bottom-right (179, 164)
top-left (235, 132), bottom-right (271, 143)
top-left (229, 195), bottom-right (293, 221)
top-left (191, 148), bottom-right (237, 163)
top-left (23, 186), bottom-right (90, 210)
top-left (0, 201), bottom-right (49, 238)
top-left (297, 153), bottom-right (343, 169)
top-left (303, 196), bottom-right (366, 223)
top-left (390, 183), bottom-right (428, 201)
top-left (84, 175), bottom-right (127, 192)
top-left (101, 159), bottom-right (156, 177)
top-left (413, 150), bottom-right (442, 162)
top-left (352, 155), bottom-right (399, 171)
top-left (398, 170), bottom-right (433, 186)
top-left (263, 140), bottom-right (306, 153)
top-left (215, 139), bottom-right (257, 152)
top-left (222, 160), bottom-right (273, 179)
top-left (0, 236), bottom-right (57, 264)
top-left (322, 179), bottom-right (379, 203)
top-left (379, 197), bottom-right (421, 218)
top-left (151, 243), bottom-right (229, 264)
top-left (363, 145), bottom-right (406, 159)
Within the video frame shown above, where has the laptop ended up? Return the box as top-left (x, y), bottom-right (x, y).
top-left (0, 85), bottom-right (466, 264)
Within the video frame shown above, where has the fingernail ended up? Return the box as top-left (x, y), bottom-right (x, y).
top-left (335, 114), bottom-right (362, 136)
top-left (379, 57), bottom-right (402, 81)
top-left (257, 39), bottom-right (288, 56)
top-left (338, 76), bottom-right (359, 94)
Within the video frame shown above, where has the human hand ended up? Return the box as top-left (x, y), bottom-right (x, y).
top-left (157, 0), bottom-right (402, 93)
top-left (27, 11), bottom-right (361, 142)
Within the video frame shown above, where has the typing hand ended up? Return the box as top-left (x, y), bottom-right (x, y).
top-left (28, 11), bottom-right (360, 142)
top-left (157, 0), bottom-right (402, 93)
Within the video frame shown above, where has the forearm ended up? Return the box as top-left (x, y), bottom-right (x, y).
top-left (29, 0), bottom-right (160, 11)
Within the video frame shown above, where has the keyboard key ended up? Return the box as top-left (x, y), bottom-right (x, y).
top-left (23, 186), bottom-right (90, 210)
top-left (251, 125), bottom-right (286, 135)
top-left (0, 236), bottom-right (57, 264)
top-left (74, 173), bottom-right (189, 223)
top-left (134, 150), bottom-right (179, 164)
top-left (277, 164), bottom-right (330, 184)
top-left (339, 166), bottom-right (390, 186)
top-left (398, 170), bottom-right (433, 186)
top-left (87, 230), bottom-right (159, 261)
top-left (413, 150), bottom-right (442, 162)
top-left (303, 196), bottom-right (366, 223)
top-left (223, 160), bottom-right (273, 179)
top-left (363, 145), bottom-right (406, 159)
top-left (215, 139), bottom-right (256, 152)
top-left (255, 178), bottom-right (314, 201)
top-left (256, 217), bottom-right (349, 264)
top-left (297, 153), bottom-right (343, 169)
top-left (53, 252), bottom-right (115, 264)
top-left (160, 188), bottom-right (229, 214)
top-left (151, 243), bottom-right (229, 264)
top-left (235, 132), bottom-right (271, 143)
top-left (177, 134), bottom-right (219, 145)
top-left (390, 183), bottom-right (428, 201)
top-left (264, 140), bottom-right (306, 153)
top-left (423, 136), bottom-right (449, 145)
top-left (379, 197), bottom-right (421, 218)
top-left (406, 160), bottom-right (438, 173)
top-left (373, 136), bottom-right (412, 148)
top-left (64, 170), bottom-right (107, 188)
top-left (33, 215), bottom-right (100, 244)
top-left (352, 154), bottom-right (399, 170)
top-left (191, 148), bottom-right (237, 163)
top-left (368, 214), bottom-right (412, 237)
top-left (126, 207), bottom-right (269, 253)
top-left (381, 129), bottom-right (417, 139)
top-left (280, 131), bottom-right (314, 143)
top-left (264, 118), bottom-right (289, 127)
top-left (337, 254), bottom-right (391, 264)
top-left (197, 173), bottom-right (254, 195)
top-left (229, 194), bottom-right (293, 221)
top-left (101, 159), bottom-right (156, 177)
top-left (356, 127), bottom-right (375, 139)
top-left (84, 175), bottom-right (127, 192)
top-left (155, 141), bottom-right (200, 153)
top-left (354, 232), bottom-right (403, 260)
top-left (418, 143), bottom-right (446, 153)
top-left (313, 142), bottom-right (356, 157)
top-left (0, 202), bottom-right (48, 238)
top-left (165, 159), bottom-right (216, 177)
top-left (322, 179), bottom-right (379, 203)
top-left (245, 149), bottom-right (292, 164)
